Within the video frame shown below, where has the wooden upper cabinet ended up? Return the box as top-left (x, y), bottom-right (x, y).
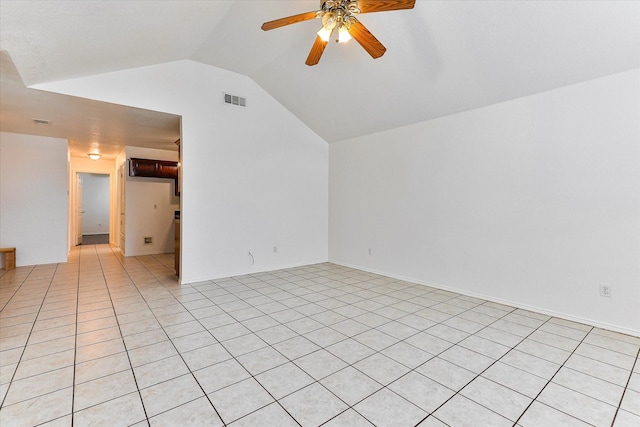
top-left (157, 162), bottom-right (178, 178)
top-left (129, 158), bottom-right (157, 177)
top-left (129, 158), bottom-right (180, 196)
top-left (129, 150), bottom-right (180, 196)
top-left (129, 158), bottom-right (178, 179)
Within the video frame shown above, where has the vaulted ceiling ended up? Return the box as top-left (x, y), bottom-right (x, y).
top-left (1, 1), bottom-right (639, 155)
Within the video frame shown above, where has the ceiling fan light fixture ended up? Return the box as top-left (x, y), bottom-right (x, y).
top-left (338, 25), bottom-right (352, 43)
top-left (317, 26), bottom-right (333, 42)
top-left (88, 153), bottom-right (101, 160)
top-left (317, 11), bottom-right (337, 41)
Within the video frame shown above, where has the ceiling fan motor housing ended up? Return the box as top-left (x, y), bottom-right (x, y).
top-left (321, 0), bottom-right (361, 23)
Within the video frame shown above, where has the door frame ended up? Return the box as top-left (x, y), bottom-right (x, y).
top-left (69, 168), bottom-right (116, 249)
top-left (75, 173), bottom-right (84, 246)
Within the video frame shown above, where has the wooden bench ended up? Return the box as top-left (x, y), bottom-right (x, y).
top-left (0, 247), bottom-right (16, 270)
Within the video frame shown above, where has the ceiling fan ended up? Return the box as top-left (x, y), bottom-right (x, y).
top-left (261, 0), bottom-right (416, 66)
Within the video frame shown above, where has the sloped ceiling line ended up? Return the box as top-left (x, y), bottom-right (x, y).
top-left (1, 0), bottom-right (639, 147)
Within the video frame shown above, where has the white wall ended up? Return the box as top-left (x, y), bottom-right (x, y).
top-left (330, 69), bottom-right (640, 335)
top-left (80, 173), bottom-right (110, 235)
top-left (0, 132), bottom-right (68, 266)
top-left (38, 61), bottom-right (328, 282)
top-left (124, 146), bottom-right (179, 256)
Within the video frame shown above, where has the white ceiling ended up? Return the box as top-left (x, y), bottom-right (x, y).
top-left (0, 51), bottom-right (180, 158)
top-left (1, 0), bottom-right (639, 153)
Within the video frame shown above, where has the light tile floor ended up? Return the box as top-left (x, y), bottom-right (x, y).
top-left (1, 244), bottom-right (639, 426)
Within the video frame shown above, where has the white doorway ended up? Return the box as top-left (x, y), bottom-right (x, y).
top-left (75, 172), bottom-right (110, 245)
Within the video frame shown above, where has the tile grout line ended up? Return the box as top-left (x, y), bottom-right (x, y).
top-left (7, 252), bottom-right (635, 426)
top-left (610, 346), bottom-right (640, 426)
top-left (135, 260), bottom-right (640, 427)
top-left (187, 265), bottom-right (636, 426)
top-left (94, 245), bottom-right (151, 426)
top-left (310, 280), bottom-right (546, 424)
top-left (297, 269), bottom-right (501, 424)
top-left (511, 324), bottom-right (595, 426)
top-left (105, 260), bottom-right (640, 426)
top-left (210, 267), bottom-right (409, 425)
top-left (415, 315), bottom-right (586, 426)
top-left (187, 267), bottom-right (501, 426)
top-left (117, 252), bottom-right (236, 424)
top-left (154, 262), bottom-right (387, 423)
top-left (177, 266), bottom-right (530, 426)
top-left (137, 250), bottom-right (306, 426)
top-left (57, 245), bottom-right (158, 424)
top-left (367, 306), bottom-right (523, 425)
top-left (103, 245), bottom-right (229, 426)
top-left (321, 294), bottom-right (519, 425)
top-left (70, 246), bottom-right (83, 427)
top-left (0, 265), bottom-right (35, 312)
top-left (0, 264), bottom-right (60, 411)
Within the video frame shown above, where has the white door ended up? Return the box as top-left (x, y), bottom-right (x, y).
top-left (76, 173), bottom-right (84, 245)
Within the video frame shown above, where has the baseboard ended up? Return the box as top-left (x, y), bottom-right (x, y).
top-left (182, 258), bottom-right (330, 285)
top-left (329, 259), bottom-right (640, 338)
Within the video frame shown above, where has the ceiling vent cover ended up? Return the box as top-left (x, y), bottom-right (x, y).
top-left (224, 93), bottom-right (246, 107)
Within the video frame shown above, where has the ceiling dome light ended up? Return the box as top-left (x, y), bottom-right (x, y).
top-left (88, 153), bottom-right (101, 160)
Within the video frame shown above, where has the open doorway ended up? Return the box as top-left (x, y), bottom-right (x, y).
top-left (75, 172), bottom-right (110, 245)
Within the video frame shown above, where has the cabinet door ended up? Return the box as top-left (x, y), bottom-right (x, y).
top-left (129, 158), bottom-right (157, 177)
top-left (157, 161), bottom-right (178, 179)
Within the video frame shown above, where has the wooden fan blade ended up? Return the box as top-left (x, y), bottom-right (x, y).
top-left (261, 11), bottom-right (318, 31)
top-left (348, 21), bottom-right (386, 59)
top-left (305, 35), bottom-right (329, 66)
top-left (357, 0), bottom-right (415, 14)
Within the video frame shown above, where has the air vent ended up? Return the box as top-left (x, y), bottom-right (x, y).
top-left (224, 93), bottom-right (246, 107)
top-left (32, 118), bottom-right (51, 125)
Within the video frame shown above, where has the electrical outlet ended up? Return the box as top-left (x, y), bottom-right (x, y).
top-left (368, 248), bottom-right (372, 255)
top-left (273, 246), bottom-right (278, 253)
top-left (600, 283), bottom-right (611, 297)
top-left (144, 237), bottom-right (153, 245)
